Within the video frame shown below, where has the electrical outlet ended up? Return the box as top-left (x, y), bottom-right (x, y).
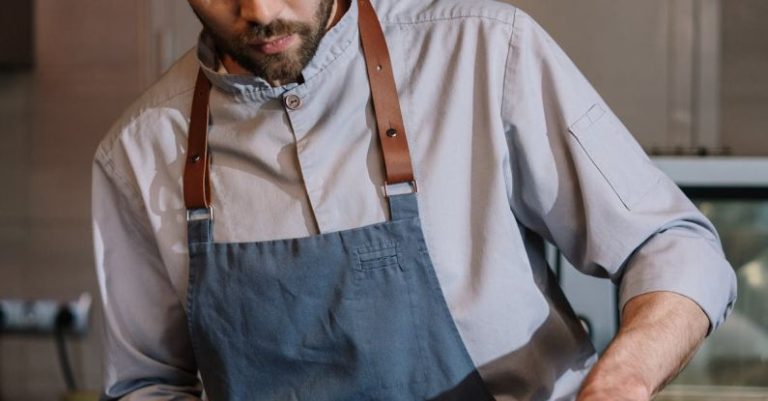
top-left (0, 293), bottom-right (92, 337)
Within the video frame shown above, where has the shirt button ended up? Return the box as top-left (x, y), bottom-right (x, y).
top-left (284, 94), bottom-right (302, 110)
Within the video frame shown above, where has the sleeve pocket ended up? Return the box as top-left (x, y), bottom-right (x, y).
top-left (568, 104), bottom-right (661, 210)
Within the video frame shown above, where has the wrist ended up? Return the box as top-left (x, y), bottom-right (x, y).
top-left (577, 357), bottom-right (653, 401)
top-left (578, 375), bottom-right (652, 401)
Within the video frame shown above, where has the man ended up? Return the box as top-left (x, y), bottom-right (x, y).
top-left (92, 0), bottom-right (737, 400)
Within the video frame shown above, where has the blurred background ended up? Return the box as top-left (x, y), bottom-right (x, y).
top-left (0, 0), bottom-right (765, 400)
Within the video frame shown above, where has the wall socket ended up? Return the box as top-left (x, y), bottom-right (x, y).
top-left (0, 293), bottom-right (92, 337)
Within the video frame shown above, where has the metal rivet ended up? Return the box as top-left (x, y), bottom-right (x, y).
top-left (284, 94), bottom-right (302, 110)
top-left (376, 65), bottom-right (383, 72)
top-left (190, 154), bottom-right (201, 163)
top-left (386, 128), bottom-right (398, 138)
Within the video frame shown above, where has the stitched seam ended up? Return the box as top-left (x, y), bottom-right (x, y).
top-left (500, 7), bottom-right (520, 123)
top-left (185, 252), bottom-right (202, 369)
top-left (96, 149), bottom-right (193, 316)
top-left (355, 242), bottom-right (399, 271)
top-left (382, 13), bottom-right (516, 27)
top-left (140, 86), bottom-right (196, 113)
top-left (295, 38), bottom-right (356, 93)
top-left (122, 87), bottom-right (195, 130)
top-left (98, 86), bottom-right (195, 155)
top-left (95, 84), bottom-right (194, 200)
top-left (95, 152), bottom-right (148, 218)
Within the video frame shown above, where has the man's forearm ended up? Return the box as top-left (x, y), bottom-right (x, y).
top-left (576, 291), bottom-right (710, 401)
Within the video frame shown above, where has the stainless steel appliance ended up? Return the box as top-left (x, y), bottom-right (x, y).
top-left (555, 157), bottom-right (768, 397)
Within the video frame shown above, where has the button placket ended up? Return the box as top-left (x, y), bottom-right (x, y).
top-left (282, 90), bottom-right (309, 141)
top-left (281, 90), bottom-right (324, 230)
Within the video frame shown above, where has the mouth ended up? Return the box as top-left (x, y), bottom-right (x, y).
top-left (250, 35), bottom-right (297, 55)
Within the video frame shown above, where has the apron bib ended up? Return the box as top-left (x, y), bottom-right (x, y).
top-left (183, 1), bottom-right (494, 400)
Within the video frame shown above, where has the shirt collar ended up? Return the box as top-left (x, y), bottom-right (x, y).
top-left (196, 0), bottom-right (359, 102)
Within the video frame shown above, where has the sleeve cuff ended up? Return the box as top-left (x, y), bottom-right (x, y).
top-left (618, 228), bottom-right (737, 335)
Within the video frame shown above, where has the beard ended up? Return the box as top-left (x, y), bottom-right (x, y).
top-left (205, 0), bottom-right (335, 83)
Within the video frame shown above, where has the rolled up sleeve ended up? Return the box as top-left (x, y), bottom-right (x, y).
top-left (501, 8), bottom-right (736, 333)
top-left (616, 179), bottom-right (738, 333)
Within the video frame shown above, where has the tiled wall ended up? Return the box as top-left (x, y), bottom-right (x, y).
top-left (0, 1), bottom-right (144, 399)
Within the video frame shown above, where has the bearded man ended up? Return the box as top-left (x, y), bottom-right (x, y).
top-left (92, 0), bottom-right (736, 400)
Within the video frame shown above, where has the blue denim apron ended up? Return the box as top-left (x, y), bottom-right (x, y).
top-left (183, 1), bottom-right (494, 400)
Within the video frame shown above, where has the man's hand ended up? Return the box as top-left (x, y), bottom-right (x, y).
top-left (575, 291), bottom-right (710, 401)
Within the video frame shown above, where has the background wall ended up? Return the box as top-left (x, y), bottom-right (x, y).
top-left (0, 1), bottom-right (34, 68)
top-left (510, 0), bottom-right (675, 151)
top-left (0, 1), bottom-right (200, 399)
top-left (0, 0), bottom-right (142, 399)
top-left (510, 0), bottom-right (768, 155)
top-left (720, 0), bottom-right (768, 156)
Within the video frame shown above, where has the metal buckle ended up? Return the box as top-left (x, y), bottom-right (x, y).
top-left (186, 207), bottom-right (213, 222)
top-left (383, 181), bottom-right (418, 197)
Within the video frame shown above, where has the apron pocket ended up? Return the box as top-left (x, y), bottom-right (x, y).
top-left (353, 241), bottom-right (427, 390)
top-left (355, 241), bottom-right (401, 271)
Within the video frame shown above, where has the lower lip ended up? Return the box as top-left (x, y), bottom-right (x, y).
top-left (252, 35), bottom-right (296, 55)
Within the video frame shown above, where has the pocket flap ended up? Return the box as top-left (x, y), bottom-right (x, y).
top-left (569, 104), bottom-right (660, 210)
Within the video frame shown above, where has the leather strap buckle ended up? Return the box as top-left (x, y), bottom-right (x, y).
top-left (187, 207), bottom-right (214, 222)
top-left (383, 181), bottom-right (418, 197)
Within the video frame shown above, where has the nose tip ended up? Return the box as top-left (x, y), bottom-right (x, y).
top-left (240, 0), bottom-right (284, 25)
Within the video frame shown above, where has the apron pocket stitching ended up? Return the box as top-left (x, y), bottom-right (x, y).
top-left (354, 241), bottom-right (400, 272)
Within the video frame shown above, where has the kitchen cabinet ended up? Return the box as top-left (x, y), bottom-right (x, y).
top-left (508, 0), bottom-right (768, 156)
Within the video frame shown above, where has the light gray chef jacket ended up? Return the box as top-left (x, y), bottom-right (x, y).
top-left (92, 0), bottom-right (737, 399)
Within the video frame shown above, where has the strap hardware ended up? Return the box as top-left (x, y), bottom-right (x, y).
top-left (187, 207), bottom-right (214, 222)
top-left (184, 0), bottom-right (417, 216)
top-left (384, 181), bottom-right (418, 197)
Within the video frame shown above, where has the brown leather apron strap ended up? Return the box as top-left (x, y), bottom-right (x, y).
top-left (184, 69), bottom-right (212, 210)
top-left (357, 0), bottom-right (415, 187)
top-left (184, 0), bottom-right (415, 210)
